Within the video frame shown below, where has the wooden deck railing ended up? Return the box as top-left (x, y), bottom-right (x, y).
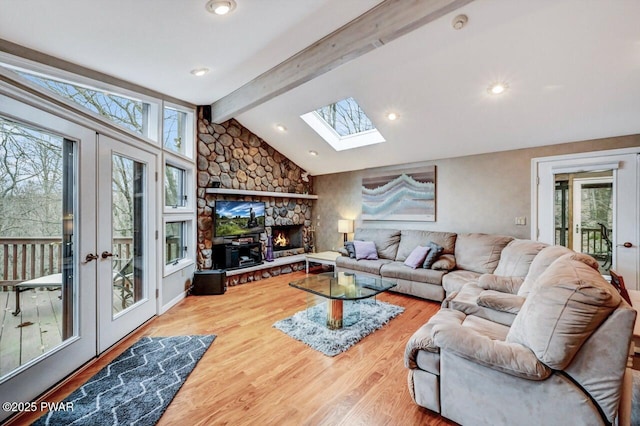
top-left (0, 237), bottom-right (132, 286)
top-left (554, 226), bottom-right (611, 258)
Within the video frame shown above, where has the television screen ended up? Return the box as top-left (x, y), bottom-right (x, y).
top-left (214, 201), bottom-right (265, 237)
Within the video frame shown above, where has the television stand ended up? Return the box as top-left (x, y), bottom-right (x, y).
top-left (212, 242), bottom-right (263, 270)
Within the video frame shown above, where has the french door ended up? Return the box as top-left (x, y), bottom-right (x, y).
top-left (535, 150), bottom-right (639, 289)
top-left (97, 135), bottom-right (156, 353)
top-left (0, 97), bottom-right (157, 423)
top-left (0, 95), bottom-right (97, 422)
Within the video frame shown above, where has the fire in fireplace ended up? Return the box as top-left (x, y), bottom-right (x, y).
top-left (271, 225), bottom-right (303, 251)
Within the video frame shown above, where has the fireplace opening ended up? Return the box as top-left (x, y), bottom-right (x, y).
top-left (271, 225), bottom-right (303, 252)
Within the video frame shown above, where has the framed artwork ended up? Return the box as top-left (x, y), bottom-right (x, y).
top-left (362, 166), bottom-right (436, 221)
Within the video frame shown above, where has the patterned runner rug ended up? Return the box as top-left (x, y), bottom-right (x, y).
top-left (273, 299), bottom-right (403, 356)
top-left (33, 335), bottom-right (215, 426)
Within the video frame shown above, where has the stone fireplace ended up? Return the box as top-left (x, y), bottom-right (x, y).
top-left (270, 225), bottom-right (305, 258)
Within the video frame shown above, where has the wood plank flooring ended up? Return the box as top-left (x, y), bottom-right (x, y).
top-left (13, 270), bottom-right (455, 426)
top-left (0, 285), bottom-right (131, 377)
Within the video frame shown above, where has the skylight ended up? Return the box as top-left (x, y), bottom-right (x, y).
top-left (300, 97), bottom-right (385, 151)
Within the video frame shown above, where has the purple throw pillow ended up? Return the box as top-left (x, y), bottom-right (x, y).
top-left (404, 245), bottom-right (431, 269)
top-left (354, 240), bottom-right (378, 260)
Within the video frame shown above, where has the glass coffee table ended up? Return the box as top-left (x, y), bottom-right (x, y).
top-left (289, 272), bottom-right (396, 329)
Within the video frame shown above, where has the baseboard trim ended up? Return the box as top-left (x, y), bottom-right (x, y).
top-left (160, 291), bottom-right (187, 314)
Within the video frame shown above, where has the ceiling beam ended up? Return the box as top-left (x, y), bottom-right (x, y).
top-left (210, 0), bottom-right (474, 123)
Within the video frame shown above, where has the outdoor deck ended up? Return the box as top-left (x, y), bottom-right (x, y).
top-left (0, 286), bottom-right (129, 377)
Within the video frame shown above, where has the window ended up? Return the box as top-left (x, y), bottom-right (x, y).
top-left (8, 68), bottom-right (157, 139)
top-left (165, 164), bottom-right (186, 208)
top-left (315, 97), bottom-right (375, 136)
top-left (163, 105), bottom-right (193, 158)
top-left (300, 97), bottom-right (385, 151)
top-left (165, 221), bottom-right (186, 266)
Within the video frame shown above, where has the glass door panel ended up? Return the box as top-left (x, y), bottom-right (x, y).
top-left (110, 154), bottom-right (145, 315)
top-left (554, 172), bottom-right (613, 274)
top-left (97, 135), bottom-right (155, 353)
top-left (0, 117), bottom-right (74, 375)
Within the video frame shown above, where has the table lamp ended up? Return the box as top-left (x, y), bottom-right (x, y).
top-left (338, 219), bottom-right (354, 243)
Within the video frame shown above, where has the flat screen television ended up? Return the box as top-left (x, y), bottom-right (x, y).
top-left (214, 201), bottom-right (266, 237)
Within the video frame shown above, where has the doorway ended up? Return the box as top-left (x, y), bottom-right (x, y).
top-left (0, 96), bottom-right (158, 422)
top-left (535, 150), bottom-right (639, 289)
top-left (0, 96), bottom-right (97, 419)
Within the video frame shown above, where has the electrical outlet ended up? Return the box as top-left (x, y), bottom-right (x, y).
top-left (515, 216), bottom-right (527, 226)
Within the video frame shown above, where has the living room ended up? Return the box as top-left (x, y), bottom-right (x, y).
top-left (1, 1), bottom-right (640, 425)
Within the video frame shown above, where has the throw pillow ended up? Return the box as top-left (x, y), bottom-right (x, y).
top-left (423, 241), bottom-right (444, 269)
top-left (353, 240), bottom-right (378, 260)
top-left (431, 254), bottom-right (456, 271)
top-left (404, 246), bottom-right (431, 269)
top-left (344, 241), bottom-right (356, 259)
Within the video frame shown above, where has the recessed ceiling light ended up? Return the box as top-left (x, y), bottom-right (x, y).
top-left (275, 124), bottom-right (287, 132)
top-left (488, 82), bottom-right (508, 95)
top-left (386, 112), bottom-right (399, 121)
top-left (190, 68), bottom-right (209, 76)
top-left (308, 150), bottom-right (318, 156)
top-left (206, 0), bottom-right (236, 15)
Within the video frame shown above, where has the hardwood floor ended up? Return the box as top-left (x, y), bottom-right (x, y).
top-left (14, 270), bottom-right (455, 426)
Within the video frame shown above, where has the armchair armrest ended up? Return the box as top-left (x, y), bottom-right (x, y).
top-left (404, 309), bottom-right (466, 369)
top-left (478, 274), bottom-right (524, 294)
top-left (432, 324), bottom-right (551, 380)
top-left (476, 290), bottom-right (526, 314)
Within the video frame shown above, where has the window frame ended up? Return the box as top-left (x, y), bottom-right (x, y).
top-left (163, 216), bottom-right (194, 277)
top-left (163, 154), bottom-right (193, 213)
top-left (0, 53), bottom-right (162, 144)
top-left (162, 102), bottom-right (195, 160)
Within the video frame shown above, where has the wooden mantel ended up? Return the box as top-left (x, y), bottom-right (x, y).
top-left (205, 188), bottom-right (318, 200)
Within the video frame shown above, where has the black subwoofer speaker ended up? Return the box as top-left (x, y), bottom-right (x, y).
top-left (192, 270), bottom-right (226, 295)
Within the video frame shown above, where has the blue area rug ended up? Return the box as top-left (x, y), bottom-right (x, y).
top-left (33, 335), bottom-right (215, 426)
top-left (273, 299), bottom-right (403, 356)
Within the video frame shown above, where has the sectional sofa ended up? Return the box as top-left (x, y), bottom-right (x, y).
top-left (336, 228), bottom-right (636, 425)
top-left (336, 228), bottom-right (520, 302)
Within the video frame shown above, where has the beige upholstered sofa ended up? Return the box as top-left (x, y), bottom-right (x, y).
top-left (404, 252), bottom-right (636, 425)
top-left (336, 228), bottom-right (518, 302)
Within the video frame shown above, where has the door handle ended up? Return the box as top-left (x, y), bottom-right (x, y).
top-left (84, 253), bottom-right (99, 263)
top-left (617, 242), bottom-right (634, 248)
top-left (101, 251), bottom-right (114, 259)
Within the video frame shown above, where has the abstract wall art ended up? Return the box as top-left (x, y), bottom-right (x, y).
top-left (361, 166), bottom-right (436, 221)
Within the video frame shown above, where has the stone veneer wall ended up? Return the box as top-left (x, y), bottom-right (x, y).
top-left (196, 107), bottom-right (314, 285)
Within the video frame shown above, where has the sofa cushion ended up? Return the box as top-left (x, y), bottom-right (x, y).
top-left (335, 256), bottom-right (393, 275)
top-left (449, 284), bottom-right (519, 327)
top-left (454, 233), bottom-right (514, 274)
top-left (404, 245), bottom-right (431, 269)
top-left (478, 274), bottom-right (524, 294)
top-left (442, 270), bottom-right (481, 295)
top-left (507, 255), bottom-right (622, 370)
top-left (354, 228), bottom-right (401, 260)
top-left (380, 262), bottom-right (447, 285)
top-left (422, 242), bottom-right (444, 269)
top-left (517, 245), bottom-right (572, 297)
top-left (476, 291), bottom-right (526, 315)
top-left (520, 251), bottom-right (601, 298)
top-left (493, 239), bottom-right (548, 277)
top-left (395, 230), bottom-right (457, 261)
top-left (343, 241), bottom-right (356, 258)
top-left (354, 240), bottom-right (378, 260)
top-left (432, 254), bottom-right (456, 271)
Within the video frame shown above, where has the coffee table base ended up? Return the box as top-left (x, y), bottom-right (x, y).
top-left (327, 299), bottom-right (343, 329)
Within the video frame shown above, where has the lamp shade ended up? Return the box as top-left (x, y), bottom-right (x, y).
top-left (338, 219), bottom-right (354, 234)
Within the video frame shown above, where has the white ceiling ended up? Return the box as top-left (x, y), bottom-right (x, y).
top-left (1, 0), bottom-right (640, 176)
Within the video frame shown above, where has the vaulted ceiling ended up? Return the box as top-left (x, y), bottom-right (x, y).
top-left (1, 0), bottom-right (640, 175)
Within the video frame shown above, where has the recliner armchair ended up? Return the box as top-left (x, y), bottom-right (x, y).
top-left (405, 253), bottom-right (636, 425)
